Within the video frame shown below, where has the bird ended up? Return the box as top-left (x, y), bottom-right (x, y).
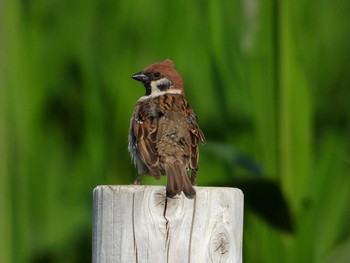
top-left (128, 59), bottom-right (205, 198)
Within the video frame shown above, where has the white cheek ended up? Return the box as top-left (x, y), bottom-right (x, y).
top-left (150, 80), bottom-right (163, 95)
top-left (138, 80), bottom-right (182, 101)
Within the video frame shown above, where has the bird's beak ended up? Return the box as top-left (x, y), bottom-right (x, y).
top-left (132, 72), bottom-right (148, 82)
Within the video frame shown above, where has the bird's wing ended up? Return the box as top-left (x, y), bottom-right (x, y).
top-left (188, 108), bottom-right (206, 171)
top-left (131, 102), bottom-right (161, 178)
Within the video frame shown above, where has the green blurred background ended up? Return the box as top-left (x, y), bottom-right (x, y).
top-left (1, 0), bottom-right (350, 262)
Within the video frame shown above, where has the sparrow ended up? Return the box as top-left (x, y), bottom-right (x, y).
top-left (128, 59), bottom-right (205, 198)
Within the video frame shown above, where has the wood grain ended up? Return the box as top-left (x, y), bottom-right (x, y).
top-left (93, 185), bottom-right (243, 263)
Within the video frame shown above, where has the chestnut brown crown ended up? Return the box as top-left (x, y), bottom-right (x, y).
top-left (132, 59), bottom-right (184, 96)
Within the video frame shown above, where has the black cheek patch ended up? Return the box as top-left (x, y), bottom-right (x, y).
top-left (157, 83), bottom-right (170, 90)
top-left (157, 79), bottom-right (173, 91)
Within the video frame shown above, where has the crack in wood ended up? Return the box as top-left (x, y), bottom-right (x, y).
top-left (163, 197), bottom-right (169, 242)
top-left (188, 194), bottom-right (197, 263)
top-left (132, 192), bottom-right (138, 262)
top-left (163, 196), bottom-right (170, 262)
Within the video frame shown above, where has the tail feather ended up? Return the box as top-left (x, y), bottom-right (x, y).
top-left (165, 161), bottom-right (196, 198)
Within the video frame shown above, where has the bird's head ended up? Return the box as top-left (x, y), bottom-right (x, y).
top-left (132, 59), bottom-right (184, 97)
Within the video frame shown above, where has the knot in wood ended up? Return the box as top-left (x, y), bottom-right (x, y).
top-left (214, 233), bottom-right (229, 254)
top-left (210, 230), bottom-right (231, 261)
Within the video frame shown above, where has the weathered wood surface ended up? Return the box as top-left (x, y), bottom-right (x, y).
top-left (93, 185), bottom-right (243, 263)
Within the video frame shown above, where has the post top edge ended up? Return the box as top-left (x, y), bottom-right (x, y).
top-left (93, 185), bottom-right (243, 195)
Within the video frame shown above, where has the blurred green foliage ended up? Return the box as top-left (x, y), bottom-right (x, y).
top-left (1, 0), bottom-right (350, 262)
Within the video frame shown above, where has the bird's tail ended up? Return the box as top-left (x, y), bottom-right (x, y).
top-left (165, 161), bottom-right (196, 198)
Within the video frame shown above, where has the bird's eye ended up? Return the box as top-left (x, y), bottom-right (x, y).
top-left (153, 72), bottom-right (160, 78)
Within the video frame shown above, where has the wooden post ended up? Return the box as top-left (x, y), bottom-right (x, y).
top-left (93, 185), bottom-right (243, 263)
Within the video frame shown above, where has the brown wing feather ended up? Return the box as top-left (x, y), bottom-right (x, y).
top-left (189, 128), bottom-right (205, 169)
top-left (131, 103), bottom-right (161, 179)
top-left (187, 102), bottom-right (205, 171)
top-left (136, 123), bottom-right (158, 165)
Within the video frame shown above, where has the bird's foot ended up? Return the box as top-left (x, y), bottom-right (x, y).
top-left (133, 174), bottom-right (144, 185)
